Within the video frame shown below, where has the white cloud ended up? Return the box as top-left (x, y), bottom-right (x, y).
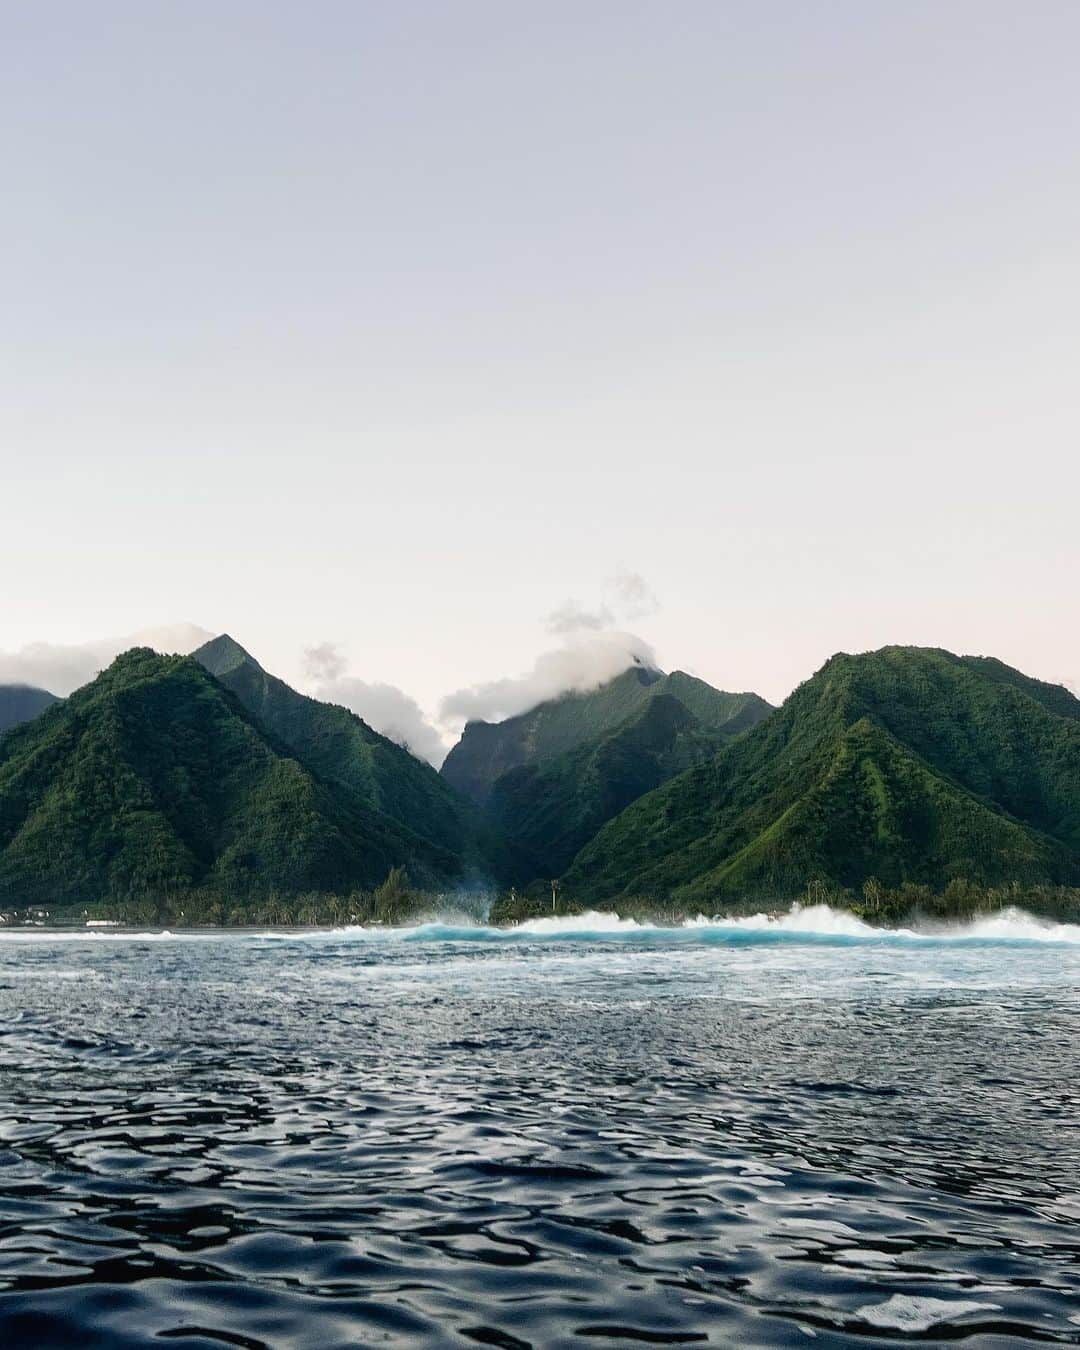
top-left (303, 641), bottom-right (347, 683)
top-left (544, 600), bottom-right (614, 635)
top-left (302, 640), bottom-right (447, 765)
top-left (439, 631), bottom-right (660, 728)
top-left (610, 566), bottom-right (661, 620)
top-left (544, 567), bottom-right (661, 638)
top-left (311, 675), bottom-right (448, 766)
top-left (0, 623), bottom-right (215, 697)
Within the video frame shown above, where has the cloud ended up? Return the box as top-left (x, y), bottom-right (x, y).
top-left (303, 641), bottom-right (347, 683)
top-left (0, 623), bottom-right (215, 697)
top-left (610, 566), bottom-right (661, 620)
top-left (440, 631), bottom-right (660, 728)
top-left (302, 640), bottom-right (447, 765)
top-left (311, 675), bottom-right (448, 766)
top-left (544, 600), bottom-right (614, 635)
top-left (544, 568), bottom-right (661, 637)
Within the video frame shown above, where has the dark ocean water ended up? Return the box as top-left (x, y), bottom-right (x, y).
top-left (1, 907), bottom-right (1079, 1349)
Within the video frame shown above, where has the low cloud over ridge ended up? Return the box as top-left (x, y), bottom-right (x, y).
top-left (304, 643), bottom-right (447, 766)
top-left (0, 623), bottom-right (215, 697)
top-left (439, 631), bottom-right (660, 729)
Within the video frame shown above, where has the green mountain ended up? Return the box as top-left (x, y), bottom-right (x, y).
top-left (486, 693), bottom-right (741, 878)
top-left (0, 649), bottom-right (462, 909)
top-left (440, 663), bottom-right (772, 883)
top-left (0, 685), bottom-right (58, 734)
top-left (441, 664), bottom-right (771, 805)
top-left (562, 647), bottom-right (1080, 904)
top-left (193, 634), bottom-right (511, 880)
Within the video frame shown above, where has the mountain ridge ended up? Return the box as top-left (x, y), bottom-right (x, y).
top-left (441, 665), bottom-right (771, 806)
top-left (561, 645), bottom-right (1080, 903)
top-left (0, 649), bottom-right (461, 908)
top-left (193, 634), bottom-right (515, 882)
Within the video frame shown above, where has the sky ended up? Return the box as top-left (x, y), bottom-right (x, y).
top-left (3, 1), bottom-right (1078, 762)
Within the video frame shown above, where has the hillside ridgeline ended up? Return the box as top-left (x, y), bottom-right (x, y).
top-left (0, 650), bottom-right (469, 908)
top-left (562, 647), bottom-right (1080, 904)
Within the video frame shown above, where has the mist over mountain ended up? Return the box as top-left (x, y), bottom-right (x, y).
top-left (442, 665), bottom-right (769, 805)
top-left (194, 635), bottom-right (513, 881)
top-left (562, 647), bottom-right (1080, 904)
top-left (0, 649), bottom-right (463, 908)
top-left (0, 624), bottom-right (214, 698)
top-left (300, 642), bottom-right (447, 767)
top-left (439, 632), bottom-right (660, 731)
top-left (0, 685), bottom-right (58, 734)
top-left (441, 665), bottom-right (772, 881)
top-left (2, 625), bottom-right (1077, 917)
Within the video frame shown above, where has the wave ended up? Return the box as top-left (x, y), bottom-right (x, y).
top-left (2, 904), bottom-right (1078, 946)
top-left (340, 904), bottom-right (1080, 948)
top-left (0, 928), bottom-right (200, 942)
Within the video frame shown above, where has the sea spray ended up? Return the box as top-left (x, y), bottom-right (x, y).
top-left (4, 902), bottom-right (1079, 945)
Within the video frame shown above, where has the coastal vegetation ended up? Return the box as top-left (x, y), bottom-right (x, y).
top-left (9, 873), bottom-right (1075, 930)
top-left (0, 650), bottom-right (464, 908)
top-left (194, 635), bottom-right (512, 878)
top-left (563, 647), bottom-right (1080, 903)
top-left (2, 642), bottom-right (1078, 926)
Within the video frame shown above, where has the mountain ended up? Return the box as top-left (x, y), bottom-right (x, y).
top-left (562, 647), bottom-right (1080, 904)
top-left (486, 693), bottom-right (741, 878)
top-left (0, 649), bottom-right (462, 909)
top-left (193, 635), bottom-right (511, 880)
top-left (0, 685), bottom-right (58, 734)
top-left (441, 664), bottom-right (771, 806)
top-left (440, 663), bottom-right (772, 883)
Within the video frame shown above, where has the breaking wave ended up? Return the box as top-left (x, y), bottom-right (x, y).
top-left (2, 903), bottom-right (1077, 946)
top-left (379, 904), bottom-right (1080, 947)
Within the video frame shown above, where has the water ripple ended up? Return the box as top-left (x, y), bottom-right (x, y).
top-left (0, 929), bottom-right (1078, 1346)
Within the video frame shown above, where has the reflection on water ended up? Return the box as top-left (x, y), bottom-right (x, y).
top-left (0, 916), bottom-right (1078, 1347)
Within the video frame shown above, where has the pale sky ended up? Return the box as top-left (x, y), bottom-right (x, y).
top-left (3, 2), bottom-right (1078, 755)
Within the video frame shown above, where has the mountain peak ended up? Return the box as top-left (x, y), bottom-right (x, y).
top-left (193, 634), bottom-right (262, 679)
top-left (442, 664), bottom-right (771, 807)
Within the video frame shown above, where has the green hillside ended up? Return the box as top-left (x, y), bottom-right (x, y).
top-left (441, 663), bottom-right (770, 805)
top-left (0, 685), bottom-right (58, 734)
top-left (0, 649), bottom-right (459, 909)
top-left (194, 635), bottom-right (513, 881)
top-left (562, 647), bottom-right (1080, 904)
top-left (487, 694), bottom-right (740, 878)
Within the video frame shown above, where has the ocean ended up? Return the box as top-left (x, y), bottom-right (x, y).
top-left (1, 906), bottom-right (1078, 1347)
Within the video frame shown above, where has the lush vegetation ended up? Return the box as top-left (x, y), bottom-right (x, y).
top-left (55, 873), bottom-right (1077, 930)
top-left (0, 684), bottom-right (57, 733)
top-left (0, 650), bottom-right (464, 909)
top-left (195, 635), bottom-right (513, 880)
top-left (488, 878), bottom-right (1080, 928)
top-left (487, 694), bottom-right (737, 877)
top-left (442, 664), bottom-right (771, 880)
top-left (441, 663), bottom-right (771, 805)
top-left (54, 866), bottom-right (489, 928)
top-left (562, 647), bottom-right (1080, 905)
top-left (4, 643), bottom-right (1077, 926)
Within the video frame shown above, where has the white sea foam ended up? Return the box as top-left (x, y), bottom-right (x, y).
top-left (685, 903), bottom-right (1080, 945)
top-left (689, 904), bottom-right (894, 937)
top-left (1, 903), bottom-right (1078, 946)
top-left (514, 910), bottom-right (653, 936)
top-left (0, 928), bottom-right (187, 942)
top-left (856, 1294), bottom-right (1001, 1331)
